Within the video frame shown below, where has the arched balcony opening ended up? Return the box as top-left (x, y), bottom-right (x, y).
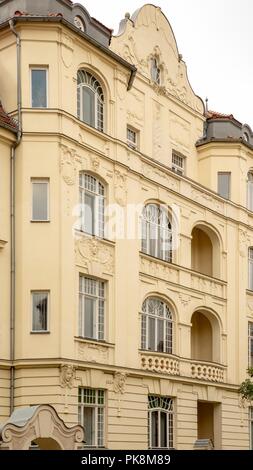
top-left (191, 310), bottom-right (221, 364)
top-left (191, 224), bottom-right (221, 278)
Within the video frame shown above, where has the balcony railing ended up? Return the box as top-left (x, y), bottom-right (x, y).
top-left (141, 353), bottom-right (180, 376)
top-left (140, 351), bottom-right (226, 383)
top-left (190, 361), bottom-right (225, 383)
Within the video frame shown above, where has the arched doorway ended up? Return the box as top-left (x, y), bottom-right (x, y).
top-left (0, 405), bottom-right (84, 450)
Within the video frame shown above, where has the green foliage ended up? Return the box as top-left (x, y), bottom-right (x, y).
top-left (239, 368), bottom-right (253, 401)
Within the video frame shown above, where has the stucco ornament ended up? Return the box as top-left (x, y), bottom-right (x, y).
top-left (60, 144), bottom-right (80, 185)
top-left (75, 237), bottom-right (114, 275)
top-left (114, 372), bottom-right (127, 394)
top-left (113, 372), bottom-right (127, 418)
top-left (60, 364), bottom-right (76, 389)
top-left (114, 170), bottom-right (127, 206)
top-left (60, 364), bottom-right (76, 413)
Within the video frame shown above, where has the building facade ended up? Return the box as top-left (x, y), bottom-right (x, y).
top-left (0, 0), bottom-right (253, 450)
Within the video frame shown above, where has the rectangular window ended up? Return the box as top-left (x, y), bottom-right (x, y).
top-left (31, 179), bottom-right (49, 221)
top-left (249, 322), bottom-right (253, 367)
top-left (250, 407), bottom-right (253, 450)
top-left (172, 152), bottom-right (185, 176)
top-left (32, 291), bottom-right (49, 332)
top-left (218, 172), bottom-right (231, 199)
top-left (148, 396), bottom-right (174, 449)
top-left (127, 126), bottom-right (138, 150)
top-left (78, 388), bottom-right (105, 447)
top-left (79, 276), bottom-right (105, 341)
top-left (31, 68), bottom-right (48, 108)
top-left (249, 248), bottom-right (253, 291)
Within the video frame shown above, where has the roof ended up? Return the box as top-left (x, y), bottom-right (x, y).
top-left (0, 102), bottom-right (18, 133)
top-left (206, 110), bottom-right (235, 121)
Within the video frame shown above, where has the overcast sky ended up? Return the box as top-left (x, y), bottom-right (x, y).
top-left (78, 0), bottom-right (253, 127)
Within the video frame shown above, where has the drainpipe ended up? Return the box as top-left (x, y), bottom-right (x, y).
top-left (9, 19), bottom-right (22, 415)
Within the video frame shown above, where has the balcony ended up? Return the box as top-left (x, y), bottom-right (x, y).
top-left (140, 253), bottom-right (227, 300)
top-left (140, 351), bottom-right (226, 383)
top-left (141, 352), bottom-right (180, 376)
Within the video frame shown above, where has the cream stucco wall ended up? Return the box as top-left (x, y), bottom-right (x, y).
top-left (0, 3), bottom-right (252, 450)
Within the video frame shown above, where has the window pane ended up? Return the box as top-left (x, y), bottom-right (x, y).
top-left (160, 412), bottom-right (167, 448)
top-left (32, 292), bottom-right (48, 331)
top-left (84, 297), bottom-right (96, 339)
top-left (98, 299), bottom-right (104, 341)
top-left (97, 408), bottom-right (104, 447)
top-left (32, 181), bottom-right (48, 221)
top-left (218, 173), bottom-right (230, 199)
top-left (248, 180), bottom-right (253, 211)
top-left (83, 407), bottom-right (95, 446)
top-left (148, 317), bottom-right (156, 351)
top-left (149, 223), bottom-right (157, 257)
top-left (82, 87), bottom-right (95, 126)
top-left (157, 319), bottom-right (164, 352)
top-left (32, 70), bottom-right (47, 108)
top-left (84, 193), bottom-right (95, 235)
top-left (249, 259), bottom-right (253, 290)
top-left (250, 337), bottom-right (253, 368)
top-left (151, 411), bottom-right (158, 448)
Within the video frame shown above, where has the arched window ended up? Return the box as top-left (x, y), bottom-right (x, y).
top-left (77, 70), bottom-right (104, 131)
top-left (141, 297), bottom-right (173, 354)
top-left (247, 171), bottom-right (253, 211)
top-left (141, 204), bottom-right (172, 262)
top-left (148, 395), bottom-right (174, 449)
top-left (150, 58), bottom-right (161, 85)
top-left (79, 173), bottom-right (105, 237)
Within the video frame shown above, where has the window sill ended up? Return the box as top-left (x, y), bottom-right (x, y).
top-left (30, 331), bottom-right (50, 334)
top-left (74, 336), bottom-right (115, 348)
top-left (74, 230), bottom-right (115, 246)
top-left (30, 220), bottom-right (50, 223)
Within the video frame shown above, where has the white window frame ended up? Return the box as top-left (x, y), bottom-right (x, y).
top-left (79, 275), bottom-right (105, 341)
top-left (31, 178), bottom-right (49, 222)
top-left (217, 172), bottom-right (231, 199)
top-left (79, 173), bottom-right (105, 238)
top-left (77, 70), bottom-right (105, 132)
top-left (172, 152), bottom-right (185, 176)
top-left (249, 248), bottom-right (253, 291)
top-left (78, 388), bottom-right (105, 448)
top-left (31, 290), bottom-right (50, 333)
top-left (249, 322), bottom-right (253, 367)
top-left (247, 171), bottom-right (253, 211)
top-left (148, 395), bottom-right (174, 449)
top-left (141, 297), bottom-right (173, 354)
top-left (250, 407), bottom-right (253, 450)
top-left (30, 67), bottom-right (48, 108)
top-left (141, 204), bottom-right (172, 262)
top-left (127, 126), bottom-right (138, 150)
top-left (150, 58), bottom-right (161, 85)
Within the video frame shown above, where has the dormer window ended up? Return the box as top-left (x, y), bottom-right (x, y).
top-left (74, 16), bottom-right (85, 32)
top-left (243, 132), bottom-right (249, 143)
top-left (150, 58), bottom-right (161, 85)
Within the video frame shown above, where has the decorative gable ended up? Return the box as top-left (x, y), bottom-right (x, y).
top-left (111, 4), bottom-right (204, 114)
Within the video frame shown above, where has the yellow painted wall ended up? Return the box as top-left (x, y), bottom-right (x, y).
top-left (0, 4), bottom-right (252, 450)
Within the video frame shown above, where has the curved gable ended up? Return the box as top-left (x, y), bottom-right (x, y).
top-left (111, 4), bottom-right (204, 114)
